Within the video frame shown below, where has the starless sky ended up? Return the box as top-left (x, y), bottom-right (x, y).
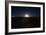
top-left (11, 6), bottom-right (40, 17)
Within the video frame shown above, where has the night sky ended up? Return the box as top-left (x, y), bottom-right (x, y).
top-left (11, 6), bottom-right (40, 17)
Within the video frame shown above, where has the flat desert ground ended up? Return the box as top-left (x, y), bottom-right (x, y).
top-left (11, 17), bottom-right (40, 29)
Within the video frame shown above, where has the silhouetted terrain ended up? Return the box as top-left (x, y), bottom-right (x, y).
top-left (11, 17), bottom-right (40, 29)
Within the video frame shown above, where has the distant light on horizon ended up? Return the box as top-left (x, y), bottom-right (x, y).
top-left (24, 14), bottom-right (29, 17)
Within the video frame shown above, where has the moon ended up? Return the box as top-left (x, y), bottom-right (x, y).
top-left (24, 14), bottom-right (29, 17)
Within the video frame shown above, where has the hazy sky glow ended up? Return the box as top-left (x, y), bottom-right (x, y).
top-left (11, 6), bottom-right (40, 17)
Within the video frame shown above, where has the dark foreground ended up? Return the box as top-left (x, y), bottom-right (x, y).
top-left (11, 17), bottom-right (40, 29)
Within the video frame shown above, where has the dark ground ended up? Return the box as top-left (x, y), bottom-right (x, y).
top-left (11, 17), bottom-right (40, 29)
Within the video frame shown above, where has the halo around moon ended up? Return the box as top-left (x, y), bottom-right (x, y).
top-left (24, 14), bottom-right (32, 17)
top-left (24, 14), bottom-right (29, 17)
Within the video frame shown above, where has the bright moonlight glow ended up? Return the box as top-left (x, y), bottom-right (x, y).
top-left (24, 14), bottom-right (29, 17)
